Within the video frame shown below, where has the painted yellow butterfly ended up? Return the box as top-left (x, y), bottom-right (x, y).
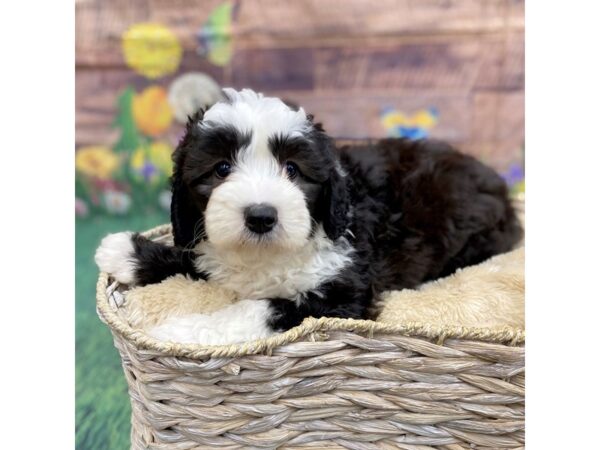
top-left (380, 107), bottom-right (439, 139)
top-left (196, 2), bottom-right (238, 67)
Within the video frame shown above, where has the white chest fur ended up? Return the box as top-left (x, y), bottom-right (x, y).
top-left (194, 228), bottom-right (354, 300)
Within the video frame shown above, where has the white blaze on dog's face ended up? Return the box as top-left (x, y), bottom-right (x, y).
top-left (202, 89), bottom-right (311, 250)
top-left (172, 88), bottom-right (345, 255)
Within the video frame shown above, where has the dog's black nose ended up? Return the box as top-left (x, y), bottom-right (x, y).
top-left (244, 204), bottom-right (278, 234)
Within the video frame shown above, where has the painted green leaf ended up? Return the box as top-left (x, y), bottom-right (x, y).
top-left (197, 2), bottom-right (234, 67)
top-left (113, 87), bottom-right (141, 154)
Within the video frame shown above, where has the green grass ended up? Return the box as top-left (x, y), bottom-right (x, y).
top-left (76, 211), bottom-right (168, 449)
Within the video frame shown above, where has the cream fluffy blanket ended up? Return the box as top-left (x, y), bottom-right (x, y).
top-left (376, 246), bottom-right (523, 329)
top-left (123, 246), bottom-right (524, 332)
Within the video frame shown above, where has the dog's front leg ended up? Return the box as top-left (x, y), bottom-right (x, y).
top-left (267, 287), bottom-right (369, 332)
top-left (148, 299), bottom-right (276, 345)
top-left (147, 289), bottom-right (368, 345)
top-left (95, 232), bottom-right (204, 286)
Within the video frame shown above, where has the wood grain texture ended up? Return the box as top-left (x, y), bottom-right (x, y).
top-left (75, 0), bottom-right (524, 172)
top-left (76, 0), bottom-right (525, 63)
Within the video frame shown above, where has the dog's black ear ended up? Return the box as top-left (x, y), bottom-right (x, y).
top-left (308, 119), bottom-right (351, 241)
top-left (322, 159), bottom-right (351, 241)
top-left (170, 111), bottom-right (205, 248)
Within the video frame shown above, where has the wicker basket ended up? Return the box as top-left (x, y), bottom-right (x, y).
top-left (97, 225), bottom-right (525, 450)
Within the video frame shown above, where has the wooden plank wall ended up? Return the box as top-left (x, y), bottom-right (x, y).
top-left (76, 0), bottom-right (524, 171)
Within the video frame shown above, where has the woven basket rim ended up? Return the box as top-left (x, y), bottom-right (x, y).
top-left (96, 223), bottom-right (525, 360)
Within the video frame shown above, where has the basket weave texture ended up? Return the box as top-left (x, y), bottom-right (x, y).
top-left (97, 225), bottom-right (525, 450)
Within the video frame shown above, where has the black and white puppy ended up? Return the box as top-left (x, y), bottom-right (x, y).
top-left (95, 88), bottom-right (523, 344)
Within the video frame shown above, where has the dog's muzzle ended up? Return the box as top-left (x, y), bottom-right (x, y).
top-left (244, 204), bottom-right (278, 234)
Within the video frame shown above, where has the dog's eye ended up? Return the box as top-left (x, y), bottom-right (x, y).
top-left (214, 161), bottom-right (232, 179)
top-left (285, 161), bottom-right (299, 180)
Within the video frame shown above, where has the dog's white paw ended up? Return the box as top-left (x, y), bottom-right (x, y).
top-left (148, 300), bottom-right (275, 345)
top-left (95, 232), bottom-right (137, 285)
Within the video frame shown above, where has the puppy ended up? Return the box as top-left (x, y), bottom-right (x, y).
top-left (95, 88), bottom-right (523, 344)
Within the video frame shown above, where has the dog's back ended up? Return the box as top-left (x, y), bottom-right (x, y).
top-left (339, 138), bottom-right (523, 293)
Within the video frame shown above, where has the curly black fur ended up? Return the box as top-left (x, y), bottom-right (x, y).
top-left (131, 112), bottom-right (522, 333)
top-left (266, 137), bottom-right (522, 330)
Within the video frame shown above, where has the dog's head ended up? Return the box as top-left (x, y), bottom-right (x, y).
top-left (171, 88), bottom-right (350, 252)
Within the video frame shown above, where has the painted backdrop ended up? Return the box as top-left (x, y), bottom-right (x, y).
top-left (75, 1), bottom-right (524, 448)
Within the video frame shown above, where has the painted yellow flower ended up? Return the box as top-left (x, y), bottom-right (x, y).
top-left (130, 141), bottom-right (174, 184)
top-left (130, 147), bottom-right (146, 171)
top-left (76, 146), bottom-right (120, 180)
top-left (149, 141), bottom-right (174, 175)
top-left (132, 86), bottom-right (173, 137)
top-left (122, 23), bottom-right (182, 79)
